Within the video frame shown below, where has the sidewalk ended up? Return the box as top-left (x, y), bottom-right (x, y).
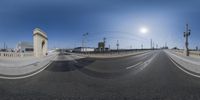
top-left (0, 56), bottom-right (39, 67)
top-left (0, 52), bottom-right (58, 79)
top-left (165, 50), bottom-right (200, 76)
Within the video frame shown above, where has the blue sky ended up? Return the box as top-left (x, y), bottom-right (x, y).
top-left (0, 0), bottom-right (200, 49)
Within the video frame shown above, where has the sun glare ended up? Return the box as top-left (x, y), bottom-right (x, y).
top-left (140, 27), bottom-right (148, 34)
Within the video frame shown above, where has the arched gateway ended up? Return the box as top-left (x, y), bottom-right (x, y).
top-left (33, 28), bottom-right (48, 57)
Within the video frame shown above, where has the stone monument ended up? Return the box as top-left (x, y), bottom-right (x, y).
top-left (33, 28), bottom-right (48, 57)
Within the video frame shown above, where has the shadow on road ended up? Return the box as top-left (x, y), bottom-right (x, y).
top-left (45, 58), bottom-right (96, 72)
top-left (45, 55), bottom-right (146, 79)
top-left (78, 64), bottom-right (142, 79)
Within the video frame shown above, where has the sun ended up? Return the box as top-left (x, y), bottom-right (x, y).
top-left (140, 27), bottom-right (148, 34)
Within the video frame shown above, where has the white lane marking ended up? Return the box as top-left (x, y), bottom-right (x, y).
top-left (72, 60), bottom-right (78, 63)
top-left (125, 51), bottom-right (155, 70)
top-left (168, 55), bottom-right (200, 78)
top-left (126, 61), bottom-right (143, 69)
top-left (126, 52), bottom-right (158, 70)
top-left (140, 53), bottom-right (158, 69)
top-left (131, 52), bottom-right (158, 74)
top-left (68, 55), bottom-right (78, 63)
top-left (0, 55), bottom-right (58, 79)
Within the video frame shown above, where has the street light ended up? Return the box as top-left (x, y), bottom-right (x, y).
top-left (183, 24), bottom-right (191, 56)
top-left (116, 40), bottom-right (119, 53)
top-left (82, 33), bottom-right (89, 48)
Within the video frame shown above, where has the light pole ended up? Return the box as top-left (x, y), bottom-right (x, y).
top-left (150, 39), bottom-right (152, 49)
top-left (116, 40), bottom-right (119, 53)
top-left (183, 24), bottom-right (191, 56)
top-left (4, 42), bottom-right (5, 50)
top-left (103, 37), bottom-right (106, 51)
top-left (82, 33), bottom-right (88, 48)
top-left (156, 44), bottom-right (158, 49)
top-left (141, 44), bottom-right (143, 50)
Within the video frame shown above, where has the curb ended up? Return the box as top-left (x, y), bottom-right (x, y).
top-left (167, 53), bottom-right (200, 78)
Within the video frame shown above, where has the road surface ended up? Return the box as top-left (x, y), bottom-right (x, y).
top-left (0, 50), bottom-right (200, 100)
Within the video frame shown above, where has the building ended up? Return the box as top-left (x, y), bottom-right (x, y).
top-left (73, 47), bottom-right (95, 52)
top-left (97, 42), bottom-right (105, 52)
top-left (16, 41), bottom-right (33, 52)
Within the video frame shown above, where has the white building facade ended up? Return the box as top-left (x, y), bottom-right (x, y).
top-left (16, 41), bottom-right (33, 52)
top-left (73, 47), bottom-right (95, 52)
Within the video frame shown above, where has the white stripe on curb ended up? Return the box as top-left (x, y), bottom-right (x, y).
top-left (0, 55), bottom-right (58, 80)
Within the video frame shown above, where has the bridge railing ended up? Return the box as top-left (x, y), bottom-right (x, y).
top-left (171, 49), bottom-right (200, 56)
top-left (0, 52), bottom-right (34, 58)
top-left (173, 49), bottom-right (184, 54)
top-left (71, 49), bottom-right (151, 56)
top-left (189, 51), bottom-right (200, 56)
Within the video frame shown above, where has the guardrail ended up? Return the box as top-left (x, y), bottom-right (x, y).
top-left (0, 52), bottom-right (34, 58)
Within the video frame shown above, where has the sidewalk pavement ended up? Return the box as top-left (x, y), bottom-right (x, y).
top-left (71, 50), bottom-right (150, 59)
top-left (0, 56), bottom-right (39, 67)
top-left (165, 50), bottom-right (200, 76)
top-left (0, 52), bottom-right (58, 79)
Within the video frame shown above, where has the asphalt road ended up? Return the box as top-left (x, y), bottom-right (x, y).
top-left (1, 50), bottom-right (200, 100)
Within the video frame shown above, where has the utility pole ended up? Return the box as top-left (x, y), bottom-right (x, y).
top-left (116, 40), bottom-right (119, 52)
top-left (153, 42), bottom-right (154, 50)
top-left (82, 33), bottom-right (89, 48)
top-left (183, 24), bottom-right (191, 56)
top-left (141, 44), bottom-right (143, 50)
top-left (150, 39), bottom-right (152, 49)
top-left (163, 42), bottom-right (168, 49)
top-left (103, 37), bottom-right (106, 43)
top-left (4, 42), bottom-right (5, 50)
top-left (103, 37), bottom-right (106, 51)
top-left (156, 44), bottom-right (158, 49)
